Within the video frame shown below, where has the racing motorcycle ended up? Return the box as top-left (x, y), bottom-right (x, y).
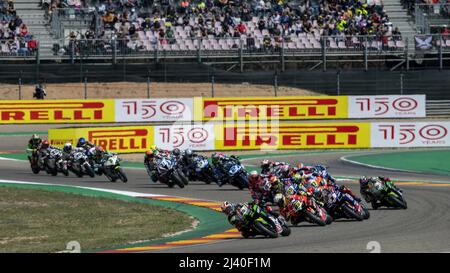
top-left (235, 203), bottom-right (291, 238)
top-left (285, 191), bottom-right (332, 226)
top-left (155, 155), bottom-right (186, 188)
top-left (69, 151), bottom-right (95, 178)
top-left (187, 155), bottom-right (216, 184)
top-left (27, 149), bottom-right (41, 174)
top-left (321, 186), bottom-right (368, 221)
top-left (44, 148), bottom-right (59, 176)
top-left (371, 180), bottom-right (407, 209)
top-left (222, 159), bottom-right (249, 190)
top-left (103, 154), bottom-right (128, 183)
top-left (50, 148), bottom-right (69, 176)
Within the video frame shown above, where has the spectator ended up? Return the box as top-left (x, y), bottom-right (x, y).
top-left (19, 23), bottom-right (28, 36)
top-left (33, 83), bottom-right (47, 100)
top-left (236, 21), bottom-right (246, 34)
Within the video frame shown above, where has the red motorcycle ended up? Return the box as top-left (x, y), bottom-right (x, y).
top-left (283, 191), bottom-right (332, 226)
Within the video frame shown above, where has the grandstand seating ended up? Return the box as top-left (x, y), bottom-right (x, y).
top-left (0, 0), bottom-right (37, 55)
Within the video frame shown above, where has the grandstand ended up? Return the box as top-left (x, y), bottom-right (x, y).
top-left (0, 0), bottom-right (450, 93)
top-left (2, 0), bottom-right (446, 59)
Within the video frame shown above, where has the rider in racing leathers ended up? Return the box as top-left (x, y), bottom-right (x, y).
top-left (91, 146), bottom-right (109, 175)
top-left (144, 150), bottom-right (159, 182)
top-left (27, 134), bottom-right (42, 152)
top-left (221, 201), bottom-right (259, 238)
top-left (76, 137), bottom-right (95, 153)
top-left (36, 140), bottom-right (58, 169)
top-left (211, 152), bottom-right (240, 186)
top-left (359, 176), bottom-right (399, 207)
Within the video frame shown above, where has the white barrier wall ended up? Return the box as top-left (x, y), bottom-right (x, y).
top-left (371, 122), bottom-right (450, 147)
top-left (114, 98), bottom-right (194, 122)
top-left (348, 95), bottom-right (426, 118)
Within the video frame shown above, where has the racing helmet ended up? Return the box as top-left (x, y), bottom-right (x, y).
top-left (77, 137), bottom-right (86, 146)
top-left (359, 176), bottom-right (369, 186)
top-left (269, 175), bottom-right (279, 189)
top-left (63, 143), bottom-right (72, 153)
top-left (185, 149), bottom-right (193, 158)
top-left (261, 180), bottom-right (271, 192)
top-left (221, 201), bottom-right (235, 216)
top-left (285, 185), bottom-right (296, 196)
top-left (172, 148), bottom-right (181, 157)
top-left (261, 159), bottom-right (270, 169)
top-left (211, 152), bottom-right (220, 164)
top-left (32, 134), bottom-right (40, 140)
top-left (145, 150), bottom-right (154, 159)
top-left (280, 164), bottom-right (290, 177)
top-left (273, 193), bottom-right (285, 207)
top-left (248, 170), bottom-right (260, 187)
top-left (41, 140), bottom-right (49, 149)
top-left (95, 145), bottom-right (103, 155)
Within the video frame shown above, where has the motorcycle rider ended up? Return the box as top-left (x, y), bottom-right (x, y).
top-left (178, 149), bottom-right (201, 180)
top-left (36, 140), bottom-right (58, 170)
top-left (76, 137), bottom-right (95, 152)
top-left (27, 134), bottom-right (42, 152)
top-left (27, 134), bottom-right (43, 163)
top-left (211, 152), bottom-right (240, 186)
top-left (92, 146), bottom-right (109, 175)
top-left (360, 176), bottom-right (399, 207)
top-left (221, 201), bottom-right (258, 238)
top-left (144, 150), bottom-right (159, 182)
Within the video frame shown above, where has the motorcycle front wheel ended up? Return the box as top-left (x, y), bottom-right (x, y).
top-left (171, 172), bottom-right (185, 188)
top-left (117, 167), bottom-right (128, 183)
top-left (253, 221), bottom-right (278, 238)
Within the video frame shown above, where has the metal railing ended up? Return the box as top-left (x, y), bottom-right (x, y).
top-left (426, 100), bottom-right (450, 116)
top-left (48, 35), bottom-right (406, 58)
top-left (415, 3), bottom-right (450, 33)
top-left (49, 8), bottom-right (97, 39)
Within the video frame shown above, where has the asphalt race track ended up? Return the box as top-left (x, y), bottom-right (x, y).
top-left (1, 150), bottom-right (449, 253)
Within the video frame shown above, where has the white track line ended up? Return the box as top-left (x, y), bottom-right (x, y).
top-left (340, 156), bottom-right (423, 173)
top-left (0, 179), bottom-right (164, 198)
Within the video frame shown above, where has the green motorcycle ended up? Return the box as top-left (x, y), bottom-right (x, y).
top-left (371, 180), bottom-right (407, 209)
top-left (236, 203), bottom-right (290, 238)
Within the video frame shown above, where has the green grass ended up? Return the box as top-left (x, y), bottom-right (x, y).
top-left (347, 149), bottom-right (450, 176)
top-left (0, 187), bottom-right (193, 253)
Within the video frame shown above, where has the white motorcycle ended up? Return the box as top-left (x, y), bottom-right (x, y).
top-left (70, 151), bottom-right (95, 178)
top-left (103, 154), bottom-right (128, 183)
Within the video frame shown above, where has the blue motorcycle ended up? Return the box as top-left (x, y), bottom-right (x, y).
top-left (222, 159), bottom-right (249, 190)
top-left (187, 155), bottom-right (217, 184)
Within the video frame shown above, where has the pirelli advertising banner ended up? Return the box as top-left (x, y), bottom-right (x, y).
top-left (194, 94), bottom-right (426, 121)
top-left (371, 122), bottom-right (450, 148)
top-left (48, 121), bottom-right (449, 153)
top-left (0, 100), bottom-right (115, 124)
top-left (214, 122), bottom-right (371, 150)
top-left (49, 126), bottom-right (154, 153)
top-left (194, 96), bottom-right (349, 121)
top-left (1, 95), bottom-right (425, 123)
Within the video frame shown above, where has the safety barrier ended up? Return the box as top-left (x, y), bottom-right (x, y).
top-left (48, 121), bottom-right (450, 153)
top-left (0, 95), bottom-right (426, 124)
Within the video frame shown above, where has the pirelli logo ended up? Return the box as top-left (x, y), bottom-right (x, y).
top-left (201, 97), bottom-right (347, 120)
top-left (217, 123), bottom-right (370, 149)
top-left (0, 100), bottom-right (114, 123)
top-left (88, 128), bottom-right (151, 151)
